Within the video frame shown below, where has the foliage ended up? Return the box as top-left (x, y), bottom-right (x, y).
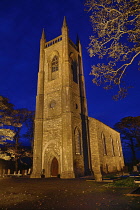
top-left (9, 108), bottom-right (33, 149)
top-left (0, 95), bottom-right (14, 113)
top-left (0, 96), bottom-right (34, 172)
top-left (1, 144), bottom-right (32, 158)
top-left (0, 149), bottom-right (11, 160)
top-left (0, 96), bottom-right (34, 146)
top-left (0, 128), bottom-right (15, 144)
top-left (0, 96), bottom-right (14, 128)
top-left (114, 116), bottom-right (140, 163)
top-left (0, 96), bottom-right (15, 144)
top-left (85, 0), bottom-right (140, 100)
top-left (105, 177), bottom-right (138, 188)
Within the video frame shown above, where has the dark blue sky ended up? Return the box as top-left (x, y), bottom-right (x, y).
top-left (0, 0), bottom-right (140, 128)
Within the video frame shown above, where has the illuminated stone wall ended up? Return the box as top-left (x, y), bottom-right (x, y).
top-left (31, 18), bottom-right (87, 178)
top-left (88, 117), bottom-right (124, 178)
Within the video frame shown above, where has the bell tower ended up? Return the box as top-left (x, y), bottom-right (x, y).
top-left (31, 17), bottom-right (90, 178)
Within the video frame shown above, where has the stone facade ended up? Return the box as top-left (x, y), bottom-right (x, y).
top-left (31, 17), bottom-right (124, 180)
top-left (88, 118), bottom-right (124, 180)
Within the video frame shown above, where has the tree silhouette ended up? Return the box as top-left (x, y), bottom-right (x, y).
top-left (114, 116), bottom-right (140, 164)
top-left (0, 96), bottom-right (34, 172)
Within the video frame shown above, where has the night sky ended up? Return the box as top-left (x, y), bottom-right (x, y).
top-left (0, 0), bottom-right (140, 130)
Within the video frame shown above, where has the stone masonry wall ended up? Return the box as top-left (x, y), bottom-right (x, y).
top-left (88, 117), bottom-right (124, 177)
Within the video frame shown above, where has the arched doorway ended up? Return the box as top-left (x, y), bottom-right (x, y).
top-left (51, 157), bottom-right (58, 177)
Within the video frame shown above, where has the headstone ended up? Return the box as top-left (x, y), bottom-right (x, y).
top-left (8, 169), bottom-right (10, 175)
top-left (133, 165), bottom-right (138, 172)
top-left (25, 170), bottom-right (27, 175)
top-left (28, 168), bottom-right (31, 175)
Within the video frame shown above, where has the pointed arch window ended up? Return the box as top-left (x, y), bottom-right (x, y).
top-left (101, 133), bottom-right (107, 155)
top-left (71, 60), bottom-right (78, 83)
top-left (70, 55), bottom-right (78, 83)
top-left (111, 137), bottom-right (115, 156)
top-left (74, 127), bottom-right (81, 155)
top-left (51, 56), bottom-right (58, 72)
top-left (117, 140), bottom-right (121, 157)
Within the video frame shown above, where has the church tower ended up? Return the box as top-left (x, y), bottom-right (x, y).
top-left (31, 17), bottom-right (91, 178)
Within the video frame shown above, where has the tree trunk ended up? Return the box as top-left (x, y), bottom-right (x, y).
top-left (15, 135), bottom-right (18, 173)
top-left (14, 128), bottom-right (20, 174)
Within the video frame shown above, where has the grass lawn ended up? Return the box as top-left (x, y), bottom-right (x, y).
top-left (0, 177), bottom-right (140, 209)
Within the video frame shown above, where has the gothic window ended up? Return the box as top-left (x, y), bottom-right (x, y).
top-left (70, 57), bottom-right (78, 83)
top-left (111, 137), bottom-right (115, 156)
top-left (71, 60), bottom-right (78, 83)
top-left (117, 140), bottom-right (121, 156)
top-left (101, 133), bottom-right (107, 155)
top-left (74, 127), bottom-right (81, 155)
top-left (51, 56), bottom-right (58, 72)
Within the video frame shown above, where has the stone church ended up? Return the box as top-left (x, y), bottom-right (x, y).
top-left (31, 17), bottom-right (124, 181)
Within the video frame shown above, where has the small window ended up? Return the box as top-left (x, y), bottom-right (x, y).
top-left (75, 104), bottom-right (78, 109)
top-left (51, 56), bottom-right (58, 72)
top-left (102, 133), bottom-right (107, 155)
top-left (49, 100), bottom-right (56, 108)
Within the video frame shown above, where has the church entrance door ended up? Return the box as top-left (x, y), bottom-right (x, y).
top-left (51, 157), bottom-right (58, 177)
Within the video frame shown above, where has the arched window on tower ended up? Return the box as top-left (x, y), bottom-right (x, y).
top-left (74, 127), bottom-right (81, 155)
top-left (70, 56), bottom-right (78, 83)
top-left (71, 60), bottom-right (78, 83)
top-left (101, 133), bottom-right (107, 155)
top-left (51, 56), bottom-right (58, 72)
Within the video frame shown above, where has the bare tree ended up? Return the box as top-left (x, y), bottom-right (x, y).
top-left (85, 0), bottom-right (140, 100)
